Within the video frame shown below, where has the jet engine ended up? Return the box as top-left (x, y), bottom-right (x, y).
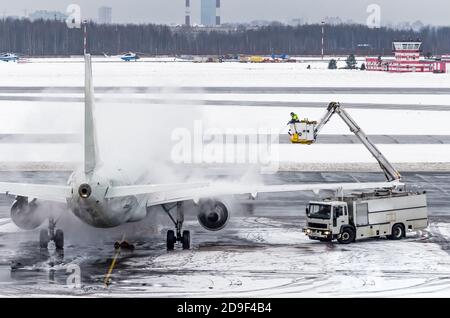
top-left (197, 199), bottom-right (230, 231)
top-left (10, 196), bottom-right (47, 230)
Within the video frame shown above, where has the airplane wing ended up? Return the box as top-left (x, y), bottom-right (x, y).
top-left (0, 181), bottom-right (209, 202)
top-left (105, 182), bottom-right (209, 198)
top-left (0, 182), bottom-right (72, 203)
top-left (0, 179), bottom-right (403, 208)
top-left (145, 180), bottom-right (404, 207)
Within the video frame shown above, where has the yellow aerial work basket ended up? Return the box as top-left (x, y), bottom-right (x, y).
top-left (290, 134), bottom-right (314, 144)
top-left (288, 119), bottom-right (317, 144)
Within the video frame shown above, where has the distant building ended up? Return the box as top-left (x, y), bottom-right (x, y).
top-left (288, 18), bottom-right (305, 26)
top-left (98, 6), bottom-right (112, 24)
top-left (185, 0), bottom-right (221, 27)
top-left (366, 41), bottom-right (447, 73)
top-left (201, 0), bottom-right (219, 26)
top-left (249, 20), bottom-right (273, 27)
top-left (323, 16), bottom-right (343, 25)
top-left (29, 10), bottom-right (67, 22)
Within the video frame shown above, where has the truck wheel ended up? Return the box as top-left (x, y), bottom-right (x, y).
top-left (337, 228), bottom-right (355, 244)
top-left (388, 224), bottom-right (404, 240)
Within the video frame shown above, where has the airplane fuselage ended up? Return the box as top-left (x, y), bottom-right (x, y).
top-left (120, 53), bottom-right (138, 62)
top-left (0, 53), bottom-right (18, 62)
top-left (66, 169), bottom-right (147, 228)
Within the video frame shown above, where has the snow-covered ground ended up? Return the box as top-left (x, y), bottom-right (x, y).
top-left (1, 215), bottom-right (449, 297)
top-left (1, 58), bottom-right (450, 87)
top-left (142, 218), bottom-right (450, 298)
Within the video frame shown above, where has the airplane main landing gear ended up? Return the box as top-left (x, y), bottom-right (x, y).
top-left (166, 229), bottom-right (190, 251)
top-left (163, 202), bottom-right (190, 251)
top-left (39, 218), bottom-right (64, 250)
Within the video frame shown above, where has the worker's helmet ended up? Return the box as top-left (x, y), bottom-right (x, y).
top-left (290, 112), bottom-right (295, 116)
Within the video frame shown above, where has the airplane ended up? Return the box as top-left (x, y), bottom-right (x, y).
top-left (0, 53), bottom-right (19, 62)
top-left (271, 54), bottom-right (290, 60)
top-left (0, 54), bottom-right (403, 251)
top-left (120, 52), bottom-right (140, 62)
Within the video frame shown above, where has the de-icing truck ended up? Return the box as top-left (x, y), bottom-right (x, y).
top-left (294, 102), bottom-right (429, 244)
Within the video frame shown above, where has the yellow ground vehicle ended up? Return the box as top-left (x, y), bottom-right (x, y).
top-left (248, 56), bottom-right (266, 63)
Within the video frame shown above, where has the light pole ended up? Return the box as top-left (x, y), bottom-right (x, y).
top-left (83, 20), bottom-right (87, 55)
top-left (321, 21), bottom-right (325, 60)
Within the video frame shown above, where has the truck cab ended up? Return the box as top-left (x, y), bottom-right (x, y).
top-left (305, 201), bottom-right (349, 242)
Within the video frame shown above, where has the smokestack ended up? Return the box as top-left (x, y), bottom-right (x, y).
top-left (185, 0), bottom-right (191, 26)
top-left (215, 0), bottom-right (221, 26)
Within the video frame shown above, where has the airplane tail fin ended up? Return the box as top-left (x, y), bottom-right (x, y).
top-left (84, 54), bottom-right (98, 174)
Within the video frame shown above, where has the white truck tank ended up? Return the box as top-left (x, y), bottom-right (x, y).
top-left (304, 190), bottom-right (428, 244)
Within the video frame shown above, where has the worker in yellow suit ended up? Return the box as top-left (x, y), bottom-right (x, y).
top-left (288, 112), bottom-right (300, 135)
top-left (288, 112), bottom-right (300, 124)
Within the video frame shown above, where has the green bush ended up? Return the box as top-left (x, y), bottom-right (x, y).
top-left (328, 59), bottom-right (337, 69)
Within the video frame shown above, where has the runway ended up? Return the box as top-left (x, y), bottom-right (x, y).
top-left (2, 84), bottom-right (449, 111)
top-left (1, 95), bottom-right (449, 111)
top-left (1, 86), bottom-right (450, 95)
top-left (0, 171), bottom-right (450, 297)
top-left (1, 134), bottom-right (450, 145)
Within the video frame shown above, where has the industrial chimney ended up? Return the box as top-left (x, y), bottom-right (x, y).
top-left (185, 0), bottom-right (191, 26)
top-left (215, 0), bottom-right (221, 25)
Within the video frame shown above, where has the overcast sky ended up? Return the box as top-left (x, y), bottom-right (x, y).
top-left (3, 0), bottom-right (450, 26)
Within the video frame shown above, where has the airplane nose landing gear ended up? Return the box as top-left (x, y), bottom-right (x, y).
top-left (39, 218), bottom-right (64, 250)
top-left (162, 202), bottom-right (190, 251)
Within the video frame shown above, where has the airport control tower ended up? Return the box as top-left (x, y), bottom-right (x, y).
top-left (366, 40), bottom-right (446, 73)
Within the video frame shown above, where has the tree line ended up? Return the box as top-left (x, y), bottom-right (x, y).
top-left (1, 18), bottom-right (450, 56)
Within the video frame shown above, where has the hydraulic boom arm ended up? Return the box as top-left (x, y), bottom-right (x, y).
top-left (315, 102), bottom-right (401, 182)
